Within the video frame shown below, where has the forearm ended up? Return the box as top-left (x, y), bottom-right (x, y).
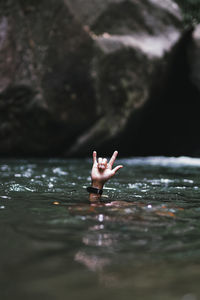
top-left (89, 180), bottom-right (104, 201)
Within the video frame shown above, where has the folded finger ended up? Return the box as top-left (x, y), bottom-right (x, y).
top-left (98, 157), bottom-right (102, 165)
top-left (102, 158), bottom-right (107, 166)
top-left (99, 158), bottom-right (107, 170)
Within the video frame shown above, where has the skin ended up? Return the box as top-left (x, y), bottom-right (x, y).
top-left (89, 150), bottom-right (123, 201)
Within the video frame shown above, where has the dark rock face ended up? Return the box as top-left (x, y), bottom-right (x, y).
top-left (187, 25), bottom-right (200, 94)
top-left (185, 25), bottom-right (200, 157)
top-left (0, 0), bottom-right (96, 156)
top-left (65, 0), bottom-right (183, 156)
top-left (0, 0), bottom-right (186, 156)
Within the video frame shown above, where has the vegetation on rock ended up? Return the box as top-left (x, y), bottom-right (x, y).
top-left (175, 0), bottom-right (200, 25)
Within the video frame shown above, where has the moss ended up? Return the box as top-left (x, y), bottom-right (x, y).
top-left (175, 0), bottom-right (200, 26)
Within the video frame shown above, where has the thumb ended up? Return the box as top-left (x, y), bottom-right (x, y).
top-left (112, 165), bottom-right (123, 174)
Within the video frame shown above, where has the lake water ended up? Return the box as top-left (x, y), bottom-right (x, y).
top-left (1, 156), bottom-right (200, 300)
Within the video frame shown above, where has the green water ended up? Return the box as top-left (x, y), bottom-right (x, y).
top-left (1, 157), bottom-right (200, 300)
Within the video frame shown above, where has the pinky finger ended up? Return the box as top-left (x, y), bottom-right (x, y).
top-left (113, 165), bottom-right (123, 174)
top-left (93, 151), bottom-right (97, 164)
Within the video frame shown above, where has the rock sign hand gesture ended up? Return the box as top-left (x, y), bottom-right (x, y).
top-left (91, 151), bottom-right (123, 189)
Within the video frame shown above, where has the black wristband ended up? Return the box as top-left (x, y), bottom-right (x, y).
top-left (87, 186), bottom-right (103, 195)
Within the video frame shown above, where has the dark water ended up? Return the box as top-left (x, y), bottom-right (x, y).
top-left (1, 157), bottom-right (200, 300)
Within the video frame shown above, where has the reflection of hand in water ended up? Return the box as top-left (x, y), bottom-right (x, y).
top-left (74, 211), bottom-right (111, 273)
top-left (75, 251), bottom-right (110, 272)
top-left (74, 225), bottom-right (119, 287)
top-left (75, 251), bottom-right (118, 288)
top-left (89, 151), bottom-right (123, 201)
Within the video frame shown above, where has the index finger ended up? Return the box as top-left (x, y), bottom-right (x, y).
top-left (108, 150), bottom-right (118, 168)
top-left (93, 151), bottom-right (97, 164)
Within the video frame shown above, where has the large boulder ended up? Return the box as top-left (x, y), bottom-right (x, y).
top-left (0, 0), bottom-right (184, 156)
top-left (0, 0), bottom-right (96, 156)
top-left (65, 0), bottom-right (184, 156)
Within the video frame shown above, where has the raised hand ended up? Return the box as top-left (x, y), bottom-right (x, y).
top-left (91, 150), bottom-right (123, 189)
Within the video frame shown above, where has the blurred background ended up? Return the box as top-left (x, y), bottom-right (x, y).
top-left (0, 0), bottom-right (200, 158)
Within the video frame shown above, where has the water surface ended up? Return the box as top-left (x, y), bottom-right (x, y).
top-left (1, 157), bottom-right (200, 300)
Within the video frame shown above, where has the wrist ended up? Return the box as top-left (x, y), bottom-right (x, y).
top-left (91, 180), bottom-right (104, 190)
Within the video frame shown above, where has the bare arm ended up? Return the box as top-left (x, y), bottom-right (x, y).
top-left (89, 150), bottom-right (123, 201)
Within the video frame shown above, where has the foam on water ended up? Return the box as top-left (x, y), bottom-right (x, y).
top-left (120, 156), bottom-right (200, 167)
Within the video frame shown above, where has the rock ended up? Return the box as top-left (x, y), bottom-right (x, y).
top-left (65, 0), bottom-right (183, 156)
top-left (187, 25), bottom-right (200, 93)
top-left (185, 25), bottom-right (200, 156)
top-left (0, 0), bottom-right (184, 156)
top-left (0, 0), bottom-right (96, 156)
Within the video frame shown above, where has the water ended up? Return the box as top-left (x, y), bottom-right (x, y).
top-left (1, 157), bottom-right (200, 300)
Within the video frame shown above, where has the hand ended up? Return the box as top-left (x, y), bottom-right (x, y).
top-left (91, 150), bottom-right (123, 189)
